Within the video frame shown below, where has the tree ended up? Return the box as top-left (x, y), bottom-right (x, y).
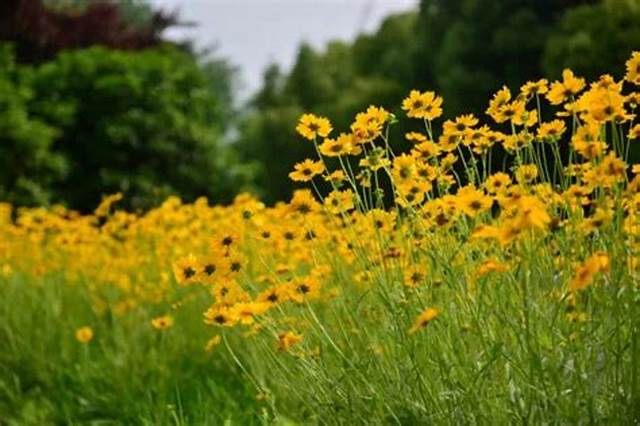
top-left (0, 45), bottom-right (67, 205)
top-left (543, 0), bottom-right (640, 80)
top-left (0, 44), bottom-right (245, 210)
top-left (0, 0), bottom-right (177, 65)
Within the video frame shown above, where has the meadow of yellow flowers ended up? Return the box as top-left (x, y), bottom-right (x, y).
top-left (1, 51), bottom-right (640, 424)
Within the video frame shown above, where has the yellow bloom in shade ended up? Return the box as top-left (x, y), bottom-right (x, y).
top-left (289, 159), bottom-right (324, 182)
top-left (277, 331), bottom-right (303, 352)
top-left (409, 308), bottom-right (439, 334)
top-left (296, 113), bottom-right (332, 140)
top-left (625, 51), bottom-right (640, 85)
top-left (75, 326), bottom-right (94, 343)
top-left (151, 315), bottom-right (174, 330)
top-left (629, 124), bottom-right (640, 140)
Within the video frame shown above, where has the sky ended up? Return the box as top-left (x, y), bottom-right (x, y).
top-left (150, 0), bottom-right (419, 100)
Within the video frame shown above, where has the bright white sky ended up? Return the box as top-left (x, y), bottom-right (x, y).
top-left (150, 0), bottom-right (418, 100)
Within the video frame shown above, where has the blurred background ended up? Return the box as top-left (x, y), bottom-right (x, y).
top-left (1, 0), bottom-right (638, 211)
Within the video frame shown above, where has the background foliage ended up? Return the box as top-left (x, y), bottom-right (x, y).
top-left (237, 0), bottom-right (640, 202)
top-left (1, 0), bottom-right (245, 211)
top-left (0, 0), bottom-right (639, 208)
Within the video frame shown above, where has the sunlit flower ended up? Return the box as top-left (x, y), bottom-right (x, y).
top-left (296, 113), bottom-right (332, 140)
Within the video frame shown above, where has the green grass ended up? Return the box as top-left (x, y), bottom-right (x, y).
top-left (0, 273), bottom-right (260, 425)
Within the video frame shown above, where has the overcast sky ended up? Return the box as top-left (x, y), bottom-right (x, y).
top-left (150, 0), bottom-right (418, 100)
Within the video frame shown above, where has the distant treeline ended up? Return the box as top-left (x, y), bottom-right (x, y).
top-left (1, 0), bottom-right (639, 210)
top-left (236, 0), bottom-right (640, 203)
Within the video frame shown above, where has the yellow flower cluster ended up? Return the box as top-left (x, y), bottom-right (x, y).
top-left (1, 53), bottom-right (639, 409)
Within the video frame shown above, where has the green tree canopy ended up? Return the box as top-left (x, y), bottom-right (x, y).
top-left (1, 44), bottom-right (246, 211)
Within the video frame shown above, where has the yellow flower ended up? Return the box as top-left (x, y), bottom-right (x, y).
top-left (404, 265), bottom-right (428, 288)
top-left (289, 159), bottom-right (325, 182)
top-left (456, 186), bottom-right (493, 218)
top-left (94, 193), bottom-right (123, 217)
top-left (1, 264), bottom-right (12, 278)
top-left (277, 331), bottom-right (303, 352)
top-left (537, 120), bottom-right (566, 141)
top-left (515, 164), bottom-right (539, 184)
top-left (319, 133), bottom-right (356, 157)
top-left (405, 131), bottom-right (428, 143)
top-left (172, 254), bottom-right (200, 286)
top-left (476, 260), bottom-right (510, 277)
top-left (392, 154), bottom-right (417, 185)
top-left (289, 189), bottom-right (320, 215)
top-left (288, 277), bottom-right (321, 303)
top-left (520, 79), bottom-right (549, 97)
top-left (629, 124), bottom-right (640, 140)
top-left (547, 69), bottom-right (586, 105)
top-left (409, 308), bottom-right (439, 334)
top-left (324, 190), bottom-right (356, 214)
top-left (350, 106), bottom-right (389, 143)
top-left (443, 114), bottom-right (478, 136)
top-left (324, 169), bottom-right (347, 184)
top-left (569, 252), bottom-right (610, 292)
top-left (151, 315), bottom-right (174, 330)
top-left (296, 113), bottom-right (332, 140)
top-left (396, 180), bottom-right (430, 208)
top-left (411, 140), bottom-right (441, 162)
top-left (484, 172), bottom-right (511, 194)
top-left (230, 302), bottom-right (271, 325)
top-left (625, 51), bottom-right (640, 85)
top-left (75, 326), bottom-right (94, 343)
top-left (204, 305), bottom-right (239, 327)
top-left (487, 86), bottom-right (512, 123)
top-left (401, 90), bottom-right (443, 120)
top-left (495, 100), bottom-right (526, 124)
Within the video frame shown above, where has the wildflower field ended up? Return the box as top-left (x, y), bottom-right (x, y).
top-left (2, 52), bottom-right (640, 425)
